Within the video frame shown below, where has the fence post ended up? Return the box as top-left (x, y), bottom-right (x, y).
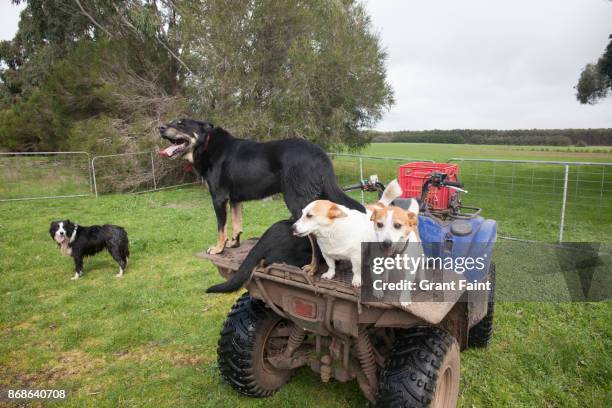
top-left (559, 164), bottom-right (569, 242)
top-left (150, 151), bottom-right (157, 190)
top-left (359, 157), bottom-right (364, 204)
top-left (85, 153), bottom-right (94, 195)
top-left (91, 157), bottom-right (99, 198)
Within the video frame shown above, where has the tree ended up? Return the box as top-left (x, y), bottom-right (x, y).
top-left (576, 35), bottom-right (612, 104)
top-left (181, 0), bottom-right (393, 150)
top-left (0, 0), bottom-right (393, 152)
top-left (0, 0), bottom-right (189, 152)
top-left (0, 0), bottom-right (185, 104)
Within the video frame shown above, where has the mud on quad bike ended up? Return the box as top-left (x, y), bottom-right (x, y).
top-left (200, 163), bottom-right (497, 408)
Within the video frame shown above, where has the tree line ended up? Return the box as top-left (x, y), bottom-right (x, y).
top-left (369, 129), bottom-right (612, 146)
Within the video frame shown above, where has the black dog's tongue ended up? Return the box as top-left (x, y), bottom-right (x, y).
top-left (159, 143), bottom-right (185, 157)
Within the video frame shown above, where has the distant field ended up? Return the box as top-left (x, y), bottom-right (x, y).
top-left (360, 142), bottom-right (612, 162)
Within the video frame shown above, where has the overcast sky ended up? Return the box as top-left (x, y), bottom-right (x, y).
top-left (1, 1), bottom-right (611, 131)
top-left (364, 0), bottom-right (612, 130)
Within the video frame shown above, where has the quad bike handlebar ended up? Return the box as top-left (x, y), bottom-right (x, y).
top-left (342, 174), bottom-right (386, 198)
top-left (343, 172), bottom-right (479, 217)
top-left (442, 180), bottom-right (465, 189)
top-left (420, 172), bottom-right (467, 206)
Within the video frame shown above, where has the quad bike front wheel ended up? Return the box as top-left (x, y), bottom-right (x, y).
top-left (217, 293), bottom-right (292, 397)
top-left (376, 326), bottom-right (460, 408)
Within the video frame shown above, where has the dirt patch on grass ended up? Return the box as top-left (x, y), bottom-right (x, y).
top-left (13, 321), bottom-right (34, 331)
top-left (80, 337), bottom-right (105, 349)
top-left (163, 202), bottom-right (201, 210)
top-left (114, 345), bottom-right (206, 366)
top-left (1, 316), bottom-right (42, 334)
top-left (30, 340), bottom-right (55, 350)
top-left (0, 350), bottom-right (104, 390)
top-left (39, 350), bottom-right (103, 382)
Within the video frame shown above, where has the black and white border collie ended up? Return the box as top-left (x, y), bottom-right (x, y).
top-left (49, 220), bottom-right (129, 280)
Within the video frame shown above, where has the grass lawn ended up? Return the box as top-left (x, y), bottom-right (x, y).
top-left (1, 186), bottom-right (610, 407)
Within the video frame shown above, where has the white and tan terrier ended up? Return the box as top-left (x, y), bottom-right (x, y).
top-left (292, 180), bottom-right (403, 287)
top-left (370, 199), bottom-right (422, 306)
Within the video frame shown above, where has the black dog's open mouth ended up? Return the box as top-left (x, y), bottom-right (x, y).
top-left (159, 136), bottom-right (189, 158)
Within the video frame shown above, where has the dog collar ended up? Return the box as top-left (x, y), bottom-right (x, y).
top-left (69, 225), bottom-right (78, 244)
top-left (200, 132), bottom-right (212, 152)
top-left (203, 136), bottom-right (210, 151)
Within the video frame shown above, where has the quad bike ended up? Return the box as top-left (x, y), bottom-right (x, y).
top-left (200, 162), bottom-right (497, 408)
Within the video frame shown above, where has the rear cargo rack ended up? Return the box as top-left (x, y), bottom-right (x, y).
top-left (198, 237), bottom-right (474, 325)
top-left (197, 239), bottom-right (398, 315)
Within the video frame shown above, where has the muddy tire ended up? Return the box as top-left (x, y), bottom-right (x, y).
top-left (217, 293), bottom-right (291, 397)
top-left (375, 326), bottom-right (460, 408)
top-left (468, 262), bottom-right (496, 348)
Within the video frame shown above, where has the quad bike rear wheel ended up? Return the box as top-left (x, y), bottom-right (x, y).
top-left (217, 293), bottom-right (292, 397)
top-left (376, 326), bottom-right (460, 408)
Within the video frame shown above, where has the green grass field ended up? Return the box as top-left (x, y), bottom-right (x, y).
top-left (1, 143), bottom-right (611, 407)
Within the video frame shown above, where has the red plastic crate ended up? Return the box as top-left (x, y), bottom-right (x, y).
top-left (398, 162), bottom-right (459, 211)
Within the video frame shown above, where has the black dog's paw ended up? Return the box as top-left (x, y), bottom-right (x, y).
top-left (227, 239), bottom-right (241, 248)
top-left (207, 245), bottom-right (225, 255)
top-left (301, 262), bottom-right (318, 277)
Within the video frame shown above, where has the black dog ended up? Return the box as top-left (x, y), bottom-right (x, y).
top-left (49, 220), bottom-right (129, 280)
top-left (206, 220), bottom-right (315, 293)
top-left (158, 118), bottom-right (365, 255)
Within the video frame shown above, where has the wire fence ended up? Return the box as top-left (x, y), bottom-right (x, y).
top-left (91, 151), bottom-right (201, 196)
top-left (447, 158), bottom-right (612, 243)
top-left (0, 152), bottom-right (92, 202)
top-left (0, 150), bottom-right (201, 201)
top-left (1, 150), bottom-right (610, 243)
